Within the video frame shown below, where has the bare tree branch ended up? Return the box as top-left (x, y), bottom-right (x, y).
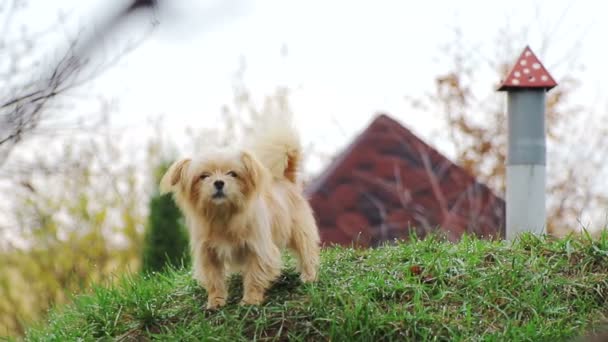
top-left (0, 0), bottom-right (157, 167)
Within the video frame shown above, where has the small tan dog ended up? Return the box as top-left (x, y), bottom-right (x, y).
top-left (160, 117), bottom-right (320, 309)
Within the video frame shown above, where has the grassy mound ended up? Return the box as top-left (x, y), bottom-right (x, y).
top-left (25, 233), bottom-right (608, 341)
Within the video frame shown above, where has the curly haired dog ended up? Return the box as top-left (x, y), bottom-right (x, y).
top-left (160, 117), bottom-right (320, 309)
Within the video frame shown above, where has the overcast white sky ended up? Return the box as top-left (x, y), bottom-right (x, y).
top-left (2, 0), bottom-right (608, 238)
top-left (8, 0), bottom-right (608, 173)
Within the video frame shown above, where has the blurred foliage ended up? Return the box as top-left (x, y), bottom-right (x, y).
top-left (408, 25), bottom-right (608, 235)
top-left (141, 162), bottom-right (189, 274)
top-left (220, 60), bottom-right (293, 141)
top-left (0, 131), bottom-right (152, 336)
top-left (0, 2), bottom-right (157, 334)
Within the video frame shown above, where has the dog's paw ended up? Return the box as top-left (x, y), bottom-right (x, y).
top-left (239, 299), bottom-right (263, 306)
top-left (299, 271), bottom-right (317, 283)
top-left (240, 293), bottom-right (264, 306)
top-left (206, 296), bottom-right (227, 310)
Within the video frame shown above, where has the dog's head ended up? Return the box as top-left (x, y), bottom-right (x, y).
top-left (160, 149), bottom-right (268, 218)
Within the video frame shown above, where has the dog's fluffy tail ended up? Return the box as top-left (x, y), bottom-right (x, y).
top-left (247, 112), bottom-right (302, 183)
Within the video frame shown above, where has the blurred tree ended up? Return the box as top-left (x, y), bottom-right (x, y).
top-left (0, 129), bottom-right (149, 336)
top-left (407, 24), bottom-right (608, 235)
top-left (218, 58), bottom-right (293, 143)
top-left (141, 162), bottom-right (189, 273)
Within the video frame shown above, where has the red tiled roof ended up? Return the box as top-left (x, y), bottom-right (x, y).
top-left (306, 114), bottom-right (505, 247)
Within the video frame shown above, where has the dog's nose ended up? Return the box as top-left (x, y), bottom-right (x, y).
top-left (214, 180), bottom-right (224, 190)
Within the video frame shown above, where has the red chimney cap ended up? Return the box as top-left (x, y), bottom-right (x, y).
top-left (498, 46), bottom-right (557, 91)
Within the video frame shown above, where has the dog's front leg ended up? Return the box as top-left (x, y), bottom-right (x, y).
top-left (197, 244), bottom-right (227, 309)
top-left (241, 244), bottom-right (281, 305)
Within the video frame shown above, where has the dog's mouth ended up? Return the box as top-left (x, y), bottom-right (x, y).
top-left (212, 191), bottom-right (226, 200)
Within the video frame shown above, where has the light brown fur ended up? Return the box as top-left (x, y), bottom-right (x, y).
top-left (160, 126), bottom-right (320, 309)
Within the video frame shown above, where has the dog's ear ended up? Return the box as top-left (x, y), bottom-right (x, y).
top-left (241, 151), bottom-right (267, 191)
top-left (160, 158), bottom-right (191, 194)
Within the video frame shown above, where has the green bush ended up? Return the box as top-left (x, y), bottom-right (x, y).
top-left (141, 163), bottom-right (189, 273)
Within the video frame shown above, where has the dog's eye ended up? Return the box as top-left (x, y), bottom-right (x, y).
top-left (227, 171), bottom-right (238, 178)
top-left (200, 174), bottom-right (210, 180)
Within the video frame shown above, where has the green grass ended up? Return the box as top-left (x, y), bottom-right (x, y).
top-left (24, 233), bottom-right (608, 341)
